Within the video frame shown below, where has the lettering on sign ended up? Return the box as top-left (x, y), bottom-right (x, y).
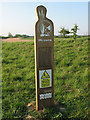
top-left (39, 69), bottom-right (52, 88)
top-left (40, 93), bottom-right (52, 100)
top-left (38, 39), bottom-right (52, 42)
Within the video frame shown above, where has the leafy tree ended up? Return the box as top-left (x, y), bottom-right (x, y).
top-left (71, 24), bottom-right (79, 40)
top-left (14, 34), bottom-right (30, 38)
top-left (14, 34), bottom-right (21, 38)
top-left (8, 32), bottom-right (13, 38)
top-left (59, 27), bottom-right (70, 38)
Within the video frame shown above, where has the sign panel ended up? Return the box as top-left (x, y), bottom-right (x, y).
top-left (39, 69), bottom-right (52, 88)
top-left (35, 5), bottom-right (54, 110)
top-left (40, 93), bottom-right (52, 100)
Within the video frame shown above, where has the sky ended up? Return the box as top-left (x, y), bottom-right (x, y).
top-left (0, 1), bottom-right (88, 36)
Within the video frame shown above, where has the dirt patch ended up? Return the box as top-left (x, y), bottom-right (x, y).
top-left (26, 101), bottom-right (66, 120)
top-left (1, 38), bottom-right (33, 42)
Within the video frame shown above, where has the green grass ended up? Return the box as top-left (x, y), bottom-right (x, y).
top-left (2, 37), bottom-right (88, 119)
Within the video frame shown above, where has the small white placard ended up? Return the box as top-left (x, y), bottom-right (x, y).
top-left (40, 93), bottom-right (52, 100)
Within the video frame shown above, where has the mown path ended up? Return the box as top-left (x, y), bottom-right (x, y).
top-left (2, 38), bottom-right (33, 42)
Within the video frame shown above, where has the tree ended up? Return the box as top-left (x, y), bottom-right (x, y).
top-left (14, 34), bottom-right (21, 38)
top-left (59, 27), bottom-right (70, 38)
top-left (8, 32), bottom-right (13, 38)
top-left (71, 24), bottom-right (79, 40)
top-left (14, 34), bottom-right (30, 38)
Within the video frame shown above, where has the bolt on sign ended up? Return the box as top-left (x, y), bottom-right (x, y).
top-left (34, 5), bottom-right (54, 110)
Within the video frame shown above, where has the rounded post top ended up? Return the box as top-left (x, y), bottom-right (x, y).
top-left (36, 5), bottom-right (47, 20)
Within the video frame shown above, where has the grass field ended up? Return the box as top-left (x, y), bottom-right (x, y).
top-left (2, 37), bottom-right (88, 119)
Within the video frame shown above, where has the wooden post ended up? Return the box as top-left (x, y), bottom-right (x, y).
top-left (34, 5), bottom-right (54, 110)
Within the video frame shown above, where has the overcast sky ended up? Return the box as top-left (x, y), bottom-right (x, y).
top-left (0, 1), bottom-right (88, 36)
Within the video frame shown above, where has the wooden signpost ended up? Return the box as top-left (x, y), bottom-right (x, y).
top-left (34, 5), bottom-right (54, 110)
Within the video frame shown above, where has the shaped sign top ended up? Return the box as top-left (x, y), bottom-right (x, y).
top-left (36, 5), bottom-right (47, 20)
top-left (35, 5), bottom-right (54, 42)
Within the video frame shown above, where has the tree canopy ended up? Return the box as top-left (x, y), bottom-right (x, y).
top-left (59, 27), bottom-right (70, 38)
